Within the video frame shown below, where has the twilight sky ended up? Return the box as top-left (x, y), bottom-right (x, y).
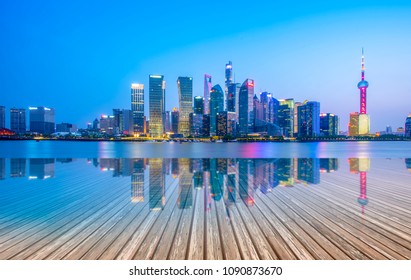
top-left (1, 0), bottom-right (411, 132)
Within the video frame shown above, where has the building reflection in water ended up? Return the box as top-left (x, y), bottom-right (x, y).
top-left (29, 158), bottom-right (55, 180)
top-left (131, 159), bottom-right (146, 203)
top-left (10, 158), bottom-right (26, 178)
top-left (406, 159), bottom-right (411, 172)
top-left (149, 159), bottom-right (166, 211)
top-left (178, 158), bottom-right (193, 209)
top-left (349, 158), bottom-right (370, 216)
top-left (0, 158), bottom-right (5, 180)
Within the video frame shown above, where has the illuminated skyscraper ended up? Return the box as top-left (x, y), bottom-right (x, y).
top-left (204, 74), bottom-right (212, 114)
top-left (225, 61), bottom-right (233, 109)
top-left (177, 77), bottom-right (193, 137)
top-left (10, 108), bottom-right (26, 134)
top-left (193, 96), bottom-right (204, 114)
top-left (0, 106), bottom-right (5, 128)
top-left (238, 79), bottom-right (254, 136)
top-left (357, 48), bottom-right (370, 135)
top-left (131, 83), bottom-right (144, 135)
top-left (405, 114), bottom-right (411, 138)
top-left (349, 112), bottom-right (359, 136)
top-left (278, 99), bottom-right (294, 137)
top-left (149, 75), bottom-right (166, 137)
top-left (171, 108), bottom-right (179, 134)
top-left (297, 101), bottom-right (320, 137)
top-left (320, 113), bottom-right (339, 136)
top-left (29, 106), bottom-right (55, 135)
top-left (209, 84), bottom-right (224, 135)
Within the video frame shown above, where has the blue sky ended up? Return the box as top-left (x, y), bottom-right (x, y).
top-left (1, 0), bottom-right (411, 132)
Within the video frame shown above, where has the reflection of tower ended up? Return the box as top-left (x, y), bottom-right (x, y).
top-left (190, 159), bottom-right (204, 189)
top-left (238, 159), bottom-right (254, 206)
top-left (171, 158), bottom-right (179, 178)
top-left (149, 158), bottom-right (165, 211)
top-left (131, 159), bottom-right (145, 203)
top-left (349, 158), bottom-right (370, 215)
top-left (29, 158), bottom-right (55, 180)
top-left (226, 159), bottom-right (237, 203)
top-left (10, 158), bottom-right (26, 178)
top-left (177, 159), bottom-right (193, 209)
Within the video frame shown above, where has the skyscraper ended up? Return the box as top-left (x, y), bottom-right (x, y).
top-left (149, 75), bottom-right (165, 137)
top-left (204, 74), bottom-right (212, 114)
top-left (131, 83), bottom-right (144, 135)
top-left (405, 114), bottom-right (411, 138)
top-left (357, 48), bottom-right (370, 135)
top-left (29, 106), bottom-right (55, 135)
top-left (0, 106), bottom-right (5, 128)
top-left (320, 113), bottom-right (339, 136)
top-left (238, 79), bottom-right (254, 136)
top-left (171, 108), bottom-right (179, 134)
top-left (10, 108), bottom-right (26, 134)
top-left (297, 101), bottom-right (320, 137)
top-left (209, 84), bottom-right (224, 135)
top-left (225, 61), bottom-right (233, 109)
top-left (193, 96), bottom-right (204, 114)
top-left (177, 77), bottom-right (193, 137)
top-left (349, 112), bottom-right (359, 136)
top-left (278, 99), bottom-right (294, 137)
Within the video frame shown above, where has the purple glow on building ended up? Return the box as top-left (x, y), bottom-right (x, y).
top-left (357, 48), bottom-right (369, 115)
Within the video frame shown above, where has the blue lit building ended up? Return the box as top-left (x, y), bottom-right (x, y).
top-left (297, 101), bottom-right (320, 137)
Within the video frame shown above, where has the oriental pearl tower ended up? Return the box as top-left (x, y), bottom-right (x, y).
top-left (357, 48), bottom-right (370, 134)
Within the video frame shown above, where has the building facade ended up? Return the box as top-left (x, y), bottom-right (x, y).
top-left (405, 114), bottom-right (411, 138)
top-left (278, 99), bottom-right (294, 137)
top-left (171, 108), bottom-right (179, 134)
top-left (204, 74), bottom-right (212, 115)
top-left (149, 75), bottom-right (165, 137)
top-left (320, 113), bottom-right (339, 136)
top-left (10, 108), bottom-right (26, 134)
top-left (131, 83), bottom-right (144, 135)
top-left (193, 96), bottom-right (204, 114)
top-left (297, 101), bottom-right (320, 137)
top-left (177, 77), bottom-right (193, 137)
top-left (0, 106), bottom-right (5, 128)
top-left (209, 84), bottom-right (224, 136)
top-left (29, 106), bottom-right (55, 135)
top-left (349, 112), bottom-right (360, 136)
top-left (238, 79), bottom-right (254, 136)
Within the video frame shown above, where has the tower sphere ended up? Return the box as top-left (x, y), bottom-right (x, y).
top-left (357, 80), bottom-right (369, 89)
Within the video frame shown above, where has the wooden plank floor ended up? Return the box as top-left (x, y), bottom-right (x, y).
top-left (0, 158), bottom-right (410, 260)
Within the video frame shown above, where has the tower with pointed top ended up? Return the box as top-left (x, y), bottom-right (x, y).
top-left (357, 48), bottom-right (370, 135)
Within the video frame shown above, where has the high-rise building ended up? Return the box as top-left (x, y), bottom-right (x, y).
top-left (202, 114), bottom-right (210, 137)
top-left (29, 106), bottom-right (55, 135)
top-left (0, 106), bottom-right (5, 128)
top-left (99, 115), bottom-right (115, 134)
top-left (225, 61), bottom-right (233, 109)
top-left (121, 109), bottom-right (134, 135)
top-left (171, 108), bottom-right (179, 134)
top-left (177, 77), bottom-right (193, 137)
top-left (209, 84), bottom-right (224, 135)
top-left (405, 114), bottom-right (411, 138)
top-left (189, 113), bottom-right (203, 137)
top-left (357, 48), bottom-right (370, 135)
top-left (164, 111), bottom-right (171, 133)
top-left (149, 75), bottom-right (165, 137)
top-left (193, 96), bottom-right (204, 114)
top-left (349, 112), bottom-right (359, 136)
top-left (227, 83), bottom-right (240, 114)
top-left (320, 113), bottom-right (339, 136)
top-left (10, 108), bottom-right (26, 134)
top-left (204, 74), bottom-right (212, 114)
top-left (293, 102), bottom-right (303, 136)
top-left (216, 111), bottom-right (236, 137)
top-left (238, 79), bottom-right (254, 136)
top-left (278, 99), bottom-right (294, 137)
top-left (297, 101), bottom-right (320, 137)
top-left (131, 83), bottom-right (144, 135)
top-left (92, 118), bottom-right (99, 130)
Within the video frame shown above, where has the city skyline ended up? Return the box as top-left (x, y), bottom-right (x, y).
top-left (1, 1), bottom-right (411, 132)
